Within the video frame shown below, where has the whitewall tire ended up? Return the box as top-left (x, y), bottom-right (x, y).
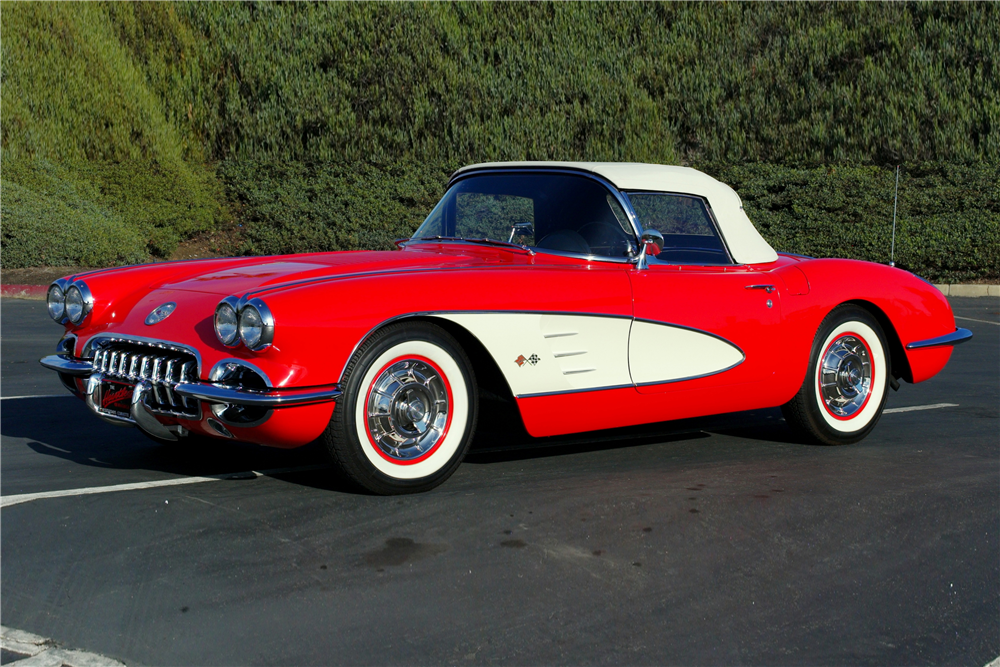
top-left (782, 306), bottom-right (890, 445)
top-left (325, 322), bottom-right (477, 494)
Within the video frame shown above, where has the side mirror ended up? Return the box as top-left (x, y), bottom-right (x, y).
top-left (508, 222), bottom-right (534, 243)
top-left (636, 230), bottom-right (663, 271)
top-left (641, 229), bottom-right (663, 255)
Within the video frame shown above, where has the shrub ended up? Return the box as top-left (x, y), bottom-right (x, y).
top-left (217, 159), bottom-right (455, 257)
top-left (1, 159), bottom-right (223, 266)
top-left (709, 162), bottom-right (1000, 283)
top-left (1, 178), bottom-right (147, 269)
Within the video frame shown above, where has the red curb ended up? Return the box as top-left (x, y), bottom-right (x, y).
top-left (1, 284), bottom-right (48, 299)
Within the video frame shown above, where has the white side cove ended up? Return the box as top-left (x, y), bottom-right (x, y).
top-left (436, 313), bottom-right (744, 397)
top-left (438, 313), bottom-right (633, 397)
top-left (628, 320), bottom-right (745, 385)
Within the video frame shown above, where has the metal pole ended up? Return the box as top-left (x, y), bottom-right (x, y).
top-left (890, 165), bottom-right (899, 267)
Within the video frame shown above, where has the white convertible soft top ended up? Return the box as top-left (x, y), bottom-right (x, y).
top-left (457, 162), bottom-right (779, 265)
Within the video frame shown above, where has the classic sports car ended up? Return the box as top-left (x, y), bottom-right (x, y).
top-left (41, 162), bottom-right (972, 494)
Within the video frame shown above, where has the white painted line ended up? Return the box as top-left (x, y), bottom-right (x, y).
top-left (0, 464), bottom-right (329, 509)
top-left (955, 315), bottom-right (999, 326)
top-left (0, 394), bottom-right (73, 400)
top-left (1, 625), bottom-right (124, 667)
top-left (883, 403), bottom-right (958, 414)
top-left (984, 656), bottom-right (1000, 667)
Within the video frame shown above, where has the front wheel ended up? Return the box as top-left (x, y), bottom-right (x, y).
top-left (324, 322), bottom-right (478, 494)
top-left (782, 305), bottom-right (890, 445)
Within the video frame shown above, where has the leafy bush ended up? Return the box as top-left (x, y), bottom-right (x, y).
top-left (710, 162), bottom-right (1000, 283)
top-left (219, 159), bottom-right (998, 284)
top-left (217, 160), bottom-right (455, 257)
top-left (1, 159), bottom-right (223, 266)
top-left (1, 177), bottom-right (147, 269)
top-left (2, 3), bottom-right (997, 277)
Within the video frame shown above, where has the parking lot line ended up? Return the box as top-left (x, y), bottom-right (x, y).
top-left (0, 464), bottom-right (330, 509)
top-left (954, 315), bottom-right (999, 326)
top-left (883, 403), bottom-right (958, 414)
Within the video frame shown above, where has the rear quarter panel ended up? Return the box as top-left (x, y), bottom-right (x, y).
top-left (787, 259), bottom-right (957, 385)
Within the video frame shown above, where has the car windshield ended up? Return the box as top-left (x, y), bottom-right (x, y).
top-left (411, 173), bottom-right (637, 259)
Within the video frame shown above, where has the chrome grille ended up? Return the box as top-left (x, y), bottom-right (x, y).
top-left (92, 340), bottom-right (199, 417)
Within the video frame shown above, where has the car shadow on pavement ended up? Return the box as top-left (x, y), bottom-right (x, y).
top-left (1, 396), bottom-right (330, 479)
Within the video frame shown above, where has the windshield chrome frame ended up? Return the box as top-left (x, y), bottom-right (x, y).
top-left (407, 167), bottom-right (644, 265)
top-left (621, 190), bottom-right (738, 266)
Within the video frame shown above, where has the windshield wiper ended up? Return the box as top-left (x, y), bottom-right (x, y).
top-left (402, 236), bottom-right (534, 255)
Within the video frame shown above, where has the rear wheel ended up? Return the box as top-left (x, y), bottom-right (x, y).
top-left (782, 305), bottom-right (889, 445)
top-left (324, 322), bottom-right (478, 494)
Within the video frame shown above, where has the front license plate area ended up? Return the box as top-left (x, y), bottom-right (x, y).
top-left (97, 379), bottom-right (135, 420)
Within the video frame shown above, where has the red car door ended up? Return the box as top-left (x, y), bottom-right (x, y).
top-left (625, 192), bottom-right (786, 412)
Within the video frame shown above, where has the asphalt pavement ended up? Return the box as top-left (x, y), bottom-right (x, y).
top-left (2, 297), bottom-right (998, 666)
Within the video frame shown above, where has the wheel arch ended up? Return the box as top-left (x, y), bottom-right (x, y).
top-left (349, 314), bottom-right (523, 423)
top-left (842, 299), bottom-right (912, 383)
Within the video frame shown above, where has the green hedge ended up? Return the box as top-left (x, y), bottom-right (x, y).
top-left (2, 3), bottom-right (997, 275)
top-left (1, 159), bottom-right (223, 267)
top-left (1, 170), bottom-right (147, 269)
top-left (708, 162), bottom-right (1000, 283)
top-left (217, 160), bottom-right (455, 257)
top-left (217, 159), bottom-right (999, 284)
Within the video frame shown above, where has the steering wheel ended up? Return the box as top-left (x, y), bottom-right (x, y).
top-left (577, 222), bottom-right (636, 258)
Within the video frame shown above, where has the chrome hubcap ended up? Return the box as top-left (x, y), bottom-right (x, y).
top-left (819, 335), bottom-right (872, 417)
top-left (366, 359), bottom-right (449, 461)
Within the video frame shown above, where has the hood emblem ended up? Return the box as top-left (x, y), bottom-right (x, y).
top-left (145, 302), bottom-right (176, 325)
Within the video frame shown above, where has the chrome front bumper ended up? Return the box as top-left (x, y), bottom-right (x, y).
top-left (40, 354), bottom-right (341, 409)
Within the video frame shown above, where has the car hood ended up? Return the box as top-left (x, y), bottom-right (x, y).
top-left (157, 247), bottom-right (507, 297)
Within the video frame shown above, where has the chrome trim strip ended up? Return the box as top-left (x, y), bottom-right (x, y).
top-left (209, 358), bottom-right (275, 387)
top-left (39, 355), bottom-right (93, 376)
top-left (621, 190), bottom-right (738, 266)
top-left (905, 328), bottom-right (973, 350)
top-left (633, 358), bottom-right (747, 388)
top-left (66, 280), bottom-right (95, 325)
top-left (173, 383), bottom-right (341, 407)
top-left (516, 383), bottom-right (635, 400)
top-left (449, 166), bottom-right (644, 245)
top-left (242, 297), bottom-right (275, 352)
top-left (56, 334), bottom-right (78, 355)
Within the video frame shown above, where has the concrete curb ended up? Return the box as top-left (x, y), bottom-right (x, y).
top-left (934, 284), bottom-right (1000, 297)
top-left (1, 284), bottom-right (48, 299)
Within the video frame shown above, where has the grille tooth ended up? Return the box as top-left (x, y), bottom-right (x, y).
top-left (91, 340), bottom-right (199, 418)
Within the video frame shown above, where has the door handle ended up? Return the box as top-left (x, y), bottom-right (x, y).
top-left (745, 284), bottom-right (776, 293)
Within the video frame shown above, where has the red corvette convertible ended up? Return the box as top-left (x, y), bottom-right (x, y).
top-left (41, 163), bottom-right (971, 494)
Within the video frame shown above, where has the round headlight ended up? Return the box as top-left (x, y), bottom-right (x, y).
top-left (215, 300), bottom-right (240, 347)
top-left (47, 283), bottom-right (66, 321)
top-left (65, 285), bottom-right (85, 324)
top-left (238, 298), bottom-right (274, 351)
top-left (239, 305), bottom-right (263, 349)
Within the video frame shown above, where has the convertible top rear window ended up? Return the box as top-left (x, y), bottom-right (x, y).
top-left (413, 173), bottom-right (637, 259)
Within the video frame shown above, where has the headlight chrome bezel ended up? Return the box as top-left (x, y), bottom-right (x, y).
top-left (63, 281), bottom-right (94, 325)
top-left (238, 298), bottom-right (275, 352)
top-left (214, 296), bottom-right (241, 348)
top-left (47, 279), bottom-right (68, 322)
